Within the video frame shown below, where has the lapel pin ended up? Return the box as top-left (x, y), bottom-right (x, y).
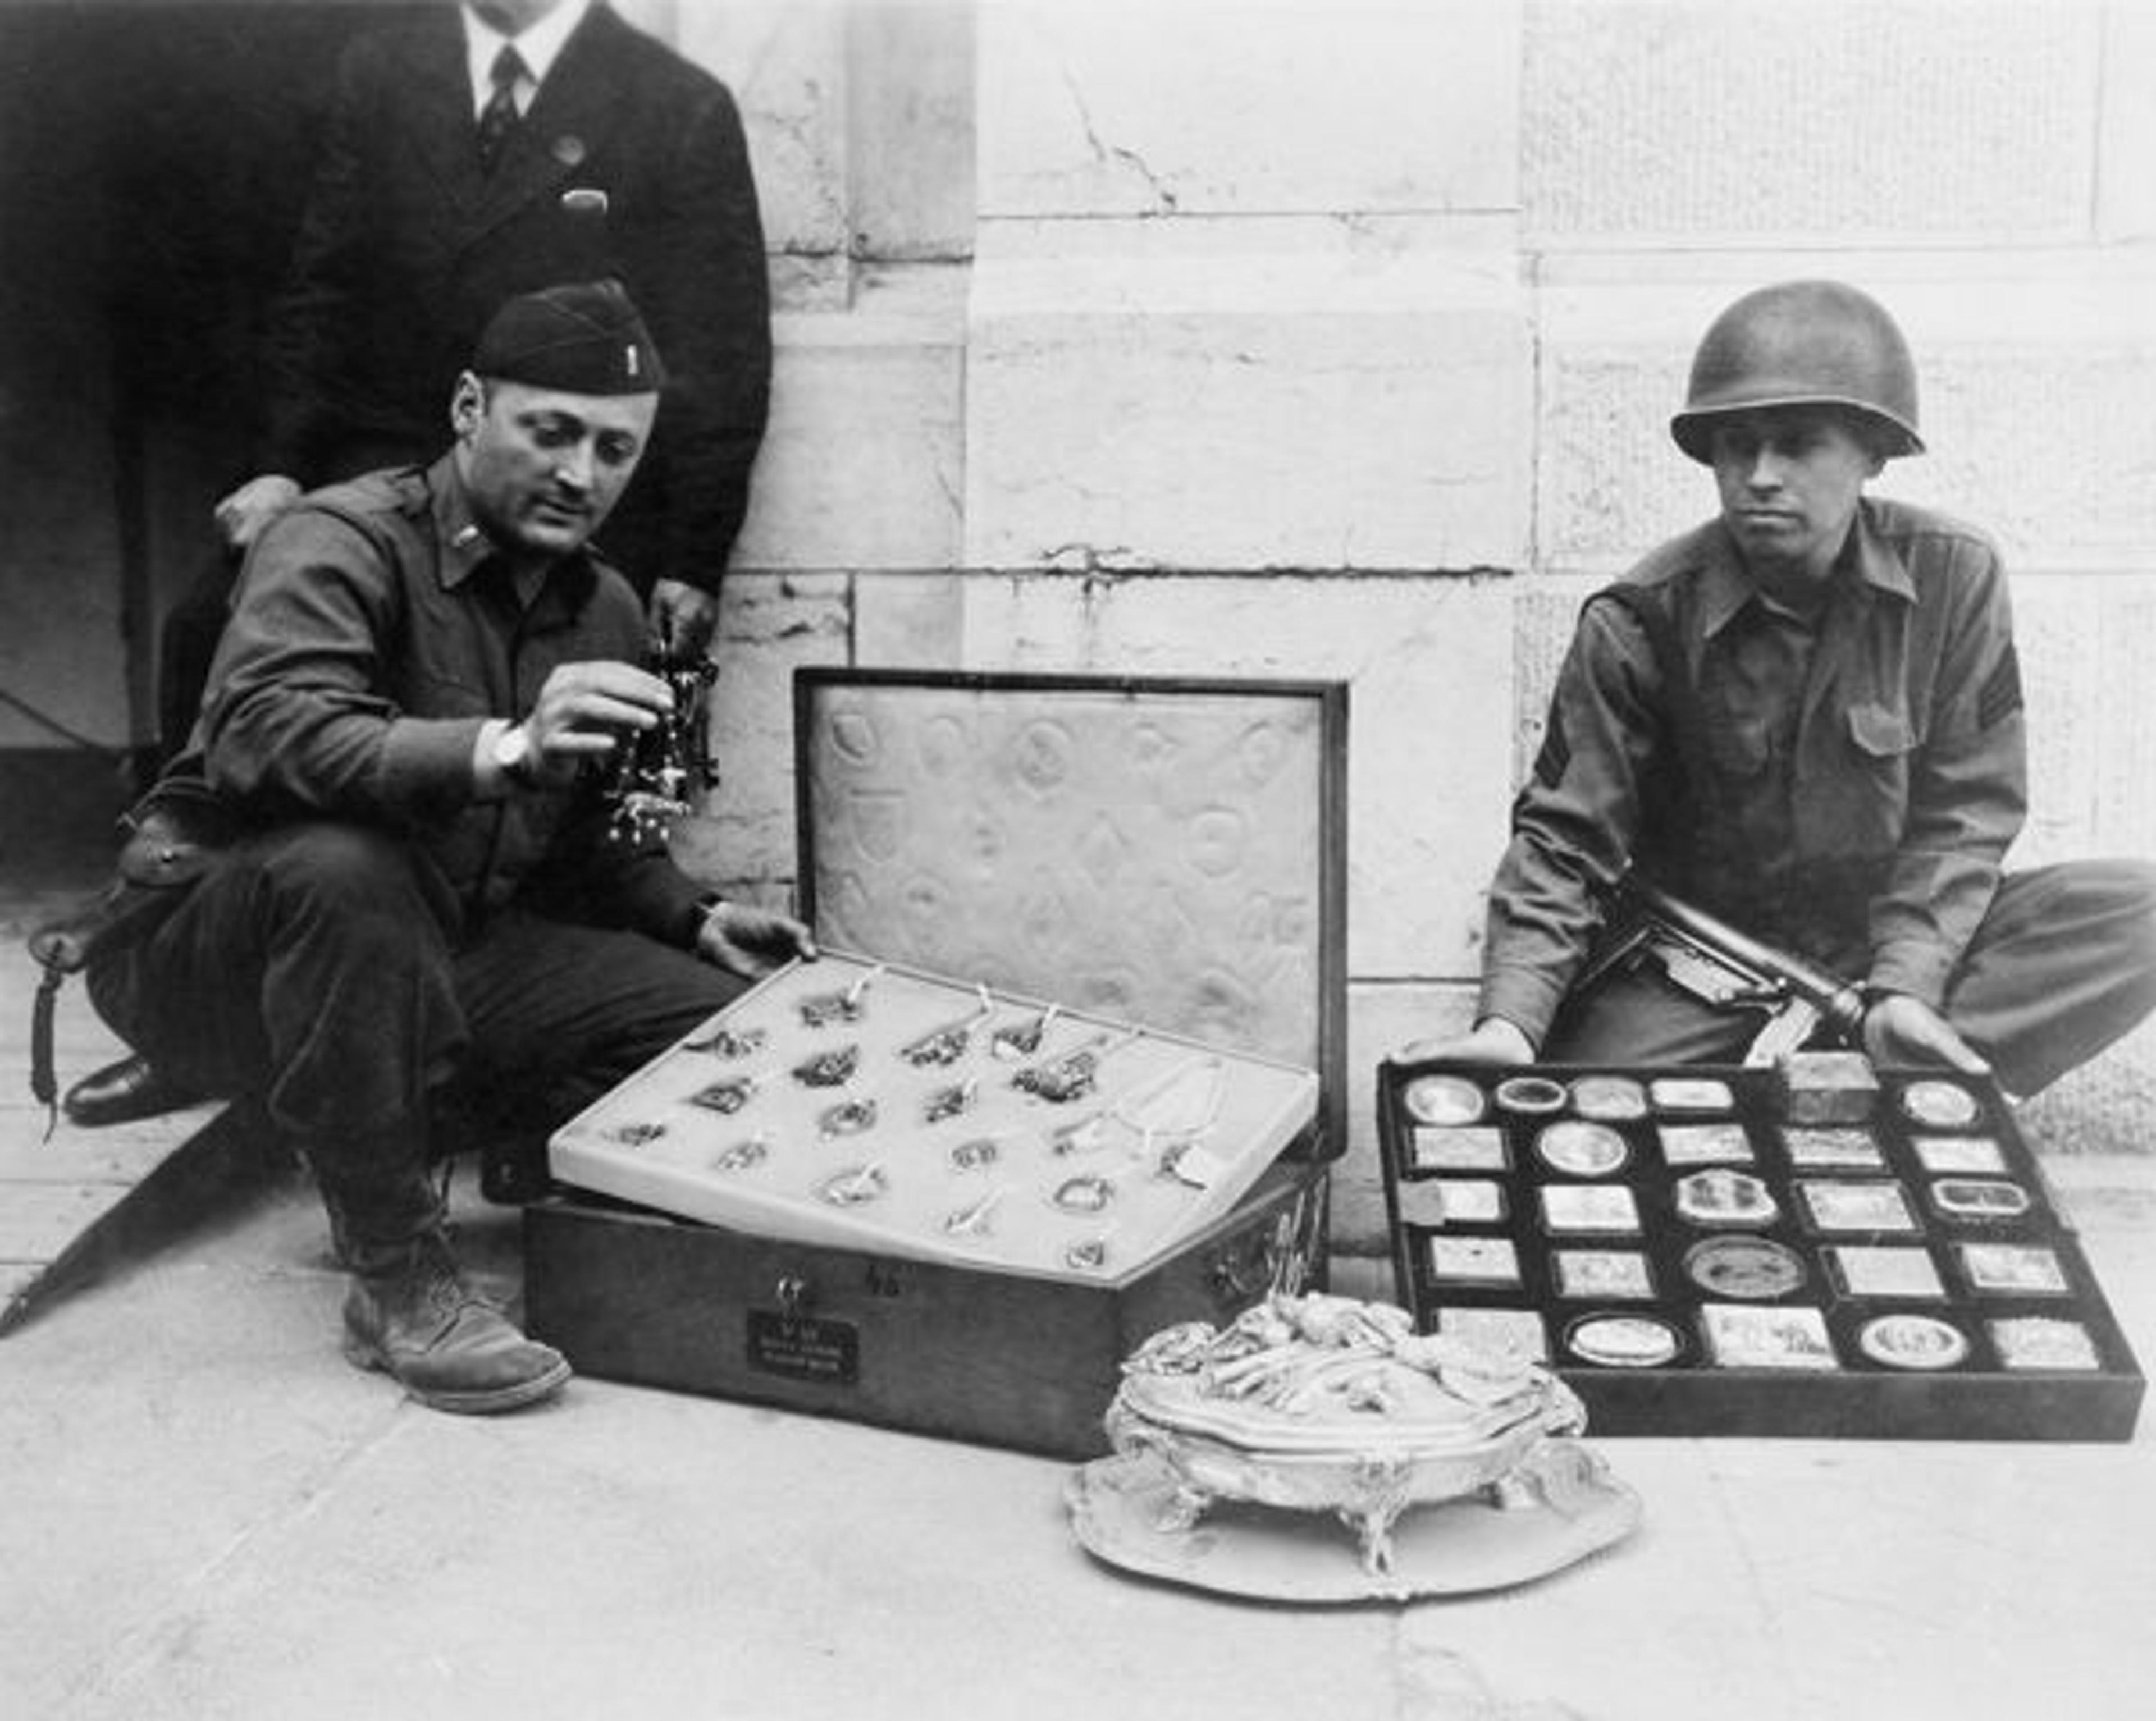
top-left (553, 135), bottom-right (588, 168)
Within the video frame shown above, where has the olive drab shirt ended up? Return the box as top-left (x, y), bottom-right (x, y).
top-left (185, 454), bottom-right (708, 948)
top-left (1480, 496), bottom-right (2028, 1047)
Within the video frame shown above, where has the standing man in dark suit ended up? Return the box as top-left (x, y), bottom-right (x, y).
top-left (72, 0), bottom-right (771, 1129)
top-left (213, 0), bottom-right (770, 656)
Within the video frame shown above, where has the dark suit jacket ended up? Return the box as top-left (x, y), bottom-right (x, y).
top-left (257, 2), bottom-right (771, 594)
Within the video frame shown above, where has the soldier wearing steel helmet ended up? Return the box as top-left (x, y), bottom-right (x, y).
top-left (1410, 280), bottom-right (2156, 1093)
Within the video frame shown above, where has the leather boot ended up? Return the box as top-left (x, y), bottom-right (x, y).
top-left (336, 1207), bottom-right (570, 1416)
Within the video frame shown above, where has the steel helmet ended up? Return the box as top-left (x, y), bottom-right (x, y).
top-left (1670, 280), bottom-right (1924, 464)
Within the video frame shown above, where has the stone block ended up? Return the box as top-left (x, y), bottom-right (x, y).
top-left (965, 218), bottom-right (1530, 571)
top-left (957, 570), bottom-right (1520, 978)
top-left (852, 573), bottom-right (966, 668)
top-left (979, 0), bottom-right (1521, 218)
top-left (2098, 0), bottom-right (2156, 242)
top-left (732, 266), bottom-right (967, 574)
top-left (1524, 2), bottom-right (2100, 243)
top-left (669, 0), bottom-right (851, 264)
top-left (849, 3), bottom-right (977, 261)
top-left (1534, 266), bottom-right (2156, 574)
top-left (666, 574), bottom-right (851, 898)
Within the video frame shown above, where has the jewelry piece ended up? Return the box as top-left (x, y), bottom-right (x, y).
top-left (817, 1097), bottom-right (878, 1140)
top-left (685, 1026), bottom-right (768, 1059)
top-left (601, 652), bottom-right (717, 844)
top-left (942, 1185), bottom-right (1006, 1238)
top-left (687, 1076), bottom-right (757, 1115)
top-left (902, 985), bottom-right (995, 1067)
top-left (711, 1136), bottom-right (770, 1173)
top-left (792, 1043), bottom-right (860, 1087)
top-left (1063, 1234), bottom-right (1113, 1273)
top-left (922, 1078), bottom-right (979, 1124)
top-left (990, 1003), bottom-right (1059, 1061)
top-left (817, 1162), bottom-right (888, 1207)
top-left (799, 964), bottom-right (883, 1028)
top-left (1049, 1110), bottom-right (1113, 1156)
top-left (1013, 1029), bottom-right (1135, 1104)
top-left (613, 1121), bottom-right (667, 1147)
top-left (1050, 1173), bottom-right (1116, 1215)
top-left (948, 1136), bottom-right (1002, 1173)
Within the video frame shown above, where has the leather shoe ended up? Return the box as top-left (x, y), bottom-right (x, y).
top-left (62, 1054), bottom-right (204, 1128)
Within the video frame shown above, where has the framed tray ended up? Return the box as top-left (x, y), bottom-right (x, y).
top-left (1376, 1060), bottom-right (2144, 1440)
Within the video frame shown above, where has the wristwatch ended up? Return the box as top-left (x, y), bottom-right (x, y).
top-left (491, 723), bottom-right (540, 789)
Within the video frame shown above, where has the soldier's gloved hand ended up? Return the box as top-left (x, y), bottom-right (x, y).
top-left (515, 660), bottom-right (674, 789)
top-left (696, 899), bottom-right (817, 979)
top-left (1861, 993), bottom-right (1990, 1075)
top-left (213, 474), bottom-right (304, 552)
top-left (1395, 1017), bottom-right (1536, 1066)
top-left (649, 580), bottom-right (719, 658)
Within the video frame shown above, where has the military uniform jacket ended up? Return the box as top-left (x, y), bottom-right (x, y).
top-left (256, 2), bottom-right (770, 593)
top-left (1481, 496), bottom-right (2028, 1046)
top-left (190, 455), bottom-right (709, 949)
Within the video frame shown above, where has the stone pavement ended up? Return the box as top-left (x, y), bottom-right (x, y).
top-left (2, 1115), bottom-right (2151, 1715)
top-left (3, 892), bottom-right (2152, 1720)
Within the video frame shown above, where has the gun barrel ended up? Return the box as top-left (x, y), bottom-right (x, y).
top-left (1626, 878), bottom-right (1868, 1041)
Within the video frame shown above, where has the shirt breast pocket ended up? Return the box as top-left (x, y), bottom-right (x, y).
top-left (1811, 700), bottom-right (1916, 856)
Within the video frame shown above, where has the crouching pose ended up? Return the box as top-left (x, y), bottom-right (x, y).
top-left (1410, 281), bottom-right (2156, 1094)
top-left (87, 282), bottom-right (812, 1412)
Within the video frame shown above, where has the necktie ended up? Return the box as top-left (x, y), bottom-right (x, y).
top-left (476, 44), bottom-right (527, 175)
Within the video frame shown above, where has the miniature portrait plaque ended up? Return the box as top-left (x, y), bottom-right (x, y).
top-left (1858, 1315), bottom-right (1970, 1372)
top-left (1960, 1243), bottom-right (2070, 1296)
top-left (1554, 1249), bottom-right (1656, 1301)
top-left (1782, 1127), bottom-right (1886, 1170)
top-left (1674, 1168), bottom-right (1780, 1227)
top-left (1684, 1236), bottom-right (1807, 1301)
top-left (1403, 1074), bottom-right (1487, 1126)
top-left (1571, 1075), bottom-right (1649, 1121)
top-left (1428, 1235), bottom-right (1522, 1285)
top-left (1898, 1079), bottom-right (1982, 1129)
top-left (1436, 1307), bottom-right (1549, 1362)
top-left (1565, 1314), bottom-right (1682, 1368)
top-left (1825, 1246), bottom-right (1945, 1300)
top-left (1700, 1303), bottom-right (1839, 1371)
top-left (1412, 1126), bottom-right (1508, 1173)
top-left (1990, 1317), bottom-right (2102, 1371)
top-left (1929, 1179), bottom-right (2032, 1223)
top-left (1436, 1179), bottom-right (1508, 1225)
top-left (1535, 1120), bottom-right (1630, 1178)
top-left (1798, 1179), bottom-right (1918, 1234)
top-left (1912, 1135), bottom-right (2008, 1176)
top-left (1540, 1183), bottom-right (1641, 1234)
top-left (1650, 1076), bottom-right (1735, 1113)
top-left (1657, 1123), bottom-right (1755, 1168)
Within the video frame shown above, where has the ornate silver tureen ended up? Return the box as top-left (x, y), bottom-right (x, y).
top-left (1103, 1293), bottom-right (1606, 1577)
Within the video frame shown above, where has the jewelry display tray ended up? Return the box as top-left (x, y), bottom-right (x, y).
top-left (527, 670), bottom-right (1348, 1459)
top-left (1376, 1060), bottom-right (2144, 1441)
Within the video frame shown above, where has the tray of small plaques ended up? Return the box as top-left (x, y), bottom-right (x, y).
top-left (546, 950), bottom-right (1320, 1281)
top-left (1376, 1056), bottom-right (2143, 1440)
top-left (527, 669), bottom-right (1349, 1458)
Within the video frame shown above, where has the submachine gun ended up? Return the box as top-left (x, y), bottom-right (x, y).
top-left (1575, 877), bottom-right (1869, 1067)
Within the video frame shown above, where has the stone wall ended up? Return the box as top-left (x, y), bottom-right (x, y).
top-left (645, 0), bottom-right (2156, 1248)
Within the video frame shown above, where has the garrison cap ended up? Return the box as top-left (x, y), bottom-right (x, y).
top-left (471, 278), bottom-right (666, 395)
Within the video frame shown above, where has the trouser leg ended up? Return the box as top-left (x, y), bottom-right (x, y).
top-left (448, 909), bottom-right (747, 1135)
top-left (1539, 964), bottom-right (1764, 1065)
top-left (1943, 862), bottom-right (2156, 1096)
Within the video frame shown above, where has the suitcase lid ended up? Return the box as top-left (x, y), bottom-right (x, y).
top-left (792, 669), bottom-right (1347, 1162)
